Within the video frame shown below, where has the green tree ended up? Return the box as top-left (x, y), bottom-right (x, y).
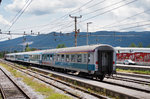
top-left (0, 51), bottom-right (8, 58)
top-left (30, 48), bottom-right (38, 51)
top-left (13, 50), bottom-right (18, 53)
top-left (0, 52), bottom-right (4, 58)
top-left (147, 44), bottom-right (150, 48)
top-left (25, 43), bottom-right (31, 52)
top-left (138, 42), bottom-right (143, 48)
top-left (56, 44), bottom-right (66, 48)
top-left (129, 43), bottom-right (136, 47)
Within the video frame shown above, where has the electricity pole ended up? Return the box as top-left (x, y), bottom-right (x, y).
top-left (69, 15), bottom-right (82, 47)
top-left (87, 22), bottom-right (92, 45)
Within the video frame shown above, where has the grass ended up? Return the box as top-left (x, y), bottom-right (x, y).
top-left (0, 63), bottom-right (72, 99)
top-left (117, 68), bottom-right (150, 75)
top-left (45, 93), bottom-right (72, 99)
top-left (0, 93), bottom-right (2, 99)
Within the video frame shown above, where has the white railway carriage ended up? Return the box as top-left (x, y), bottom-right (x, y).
top-left (5, 53), bottom-right (16, 61)
top-left (6, 50), bottom-right (44, 64)
top-left (5, 44), bottom-right (116, 81)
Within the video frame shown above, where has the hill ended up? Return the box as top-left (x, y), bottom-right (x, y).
top-left (0, 31), bottom-right (150, 51)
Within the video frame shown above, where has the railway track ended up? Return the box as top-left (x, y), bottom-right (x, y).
top-left (1, 59), bottom-right (150, 99)
top-left (0, 67), bottom-right (31, 99)
top-left (29, 66), bottom-right (150, 99)
top-left (117, 71), bottom-right (150, 79)
top-left (103, 79), bottom-right (150, 93)
top-left (78, 73), bottom-right (150, 93)
top-left (0, 60), bottom-right (109, 99)
top-left (110, 75), bottom-right (150, 85)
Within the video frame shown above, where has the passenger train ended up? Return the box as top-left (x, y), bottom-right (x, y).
top-left (5, 44), bottom-right (116, 81)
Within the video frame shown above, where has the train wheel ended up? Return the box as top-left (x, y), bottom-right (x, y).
top-left (99, 75), bottom-right (104, 81)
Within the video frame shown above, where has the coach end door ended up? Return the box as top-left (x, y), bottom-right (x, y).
top-left (98, 50), bottom-right (113, 74)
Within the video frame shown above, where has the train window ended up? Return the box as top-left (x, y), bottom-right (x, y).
top-left (57, 55), bottom-right (61, 61)
top-left (37, 55), bottom-right (40, 60)
top-left (56, 55), bottom-right (58, 61)
top-left (66, 55), bottom-right (70, 62)
top-left (71, 55), bottom-right (76, 62)
top-left (59, 55), bottom-right (61, 61)
top-left (88, 54), bottom-right (90, 63)
top-left (50, 55), bottom-right (53, 61)
top-left (42, 55), bottom-right (44, 60)
top-left (83, 54), bottom-right (87, 63)
top-left (46, 55), bottom-right (50, 60)
top-left (43, 55), bottom-right (47, 60)
top-left (61, 55), bottom-right (64, 62)
top-left (53, 55), bottom-right (55, 61)
top-left (77, 54), bottom-right (82, 63)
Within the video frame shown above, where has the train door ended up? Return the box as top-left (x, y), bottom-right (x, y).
top-left (98, 50), bottom-right (113, 75)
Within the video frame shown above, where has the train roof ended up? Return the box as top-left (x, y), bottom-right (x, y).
top-left (6, 50), bottom-right (45, 56)
top-left (43, 44), bottom-right (114, 54)
top-left (6, 44), bottom-right (114, 56)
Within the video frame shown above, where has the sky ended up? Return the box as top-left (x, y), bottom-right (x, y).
top-left (0, 0), bottom-right (150, 40)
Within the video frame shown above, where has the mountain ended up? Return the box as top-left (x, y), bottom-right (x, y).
top-left (0, 31), bottom-right (150, 51)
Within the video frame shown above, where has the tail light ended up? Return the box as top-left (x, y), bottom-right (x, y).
top-left (96, 61), bottom-right (98, 64)
top-left (113, 61), bottom-right (115, 64)
top-left (96, 61), bottom-right (98, 69)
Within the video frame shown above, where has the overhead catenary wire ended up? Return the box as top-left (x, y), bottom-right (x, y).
top-left (102, 19), bottom-right (150, 29)
top-left (51, 0), bottom-right (138, 33)
top-left (5, 0), bottom-right (134, 35)
top-left (71, 0), bottom-right (107, 15)
top-left (81, 0), bottom-right (138, 23)
top-left (120, 22), bottom-right (150, 30)
top-left (1, 0), bottom-right (143, 41)
top-left (11, 0), bottom-right (106, 33)
top-left (50, 0), bottom-right (136, 33)
top-left (2, 0), bottom-right (30, 31)
top-left (54, 0), bottom-right (137, 33)
top-left (9, 0), bottom-right (30, 25)
top-left (35, 0), bottom-right (96, 33)
top-left (2, 0), bottom-right (150, 50)
top-left (38, 20), bottom-right (74, 33)
top-left (6, 0), bottom-right (33, 31)
top-left (101, 8), bottom-right (150, 29)
top-left (82, 0), bottom-right (128, 16)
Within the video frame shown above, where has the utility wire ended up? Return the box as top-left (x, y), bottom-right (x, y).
top-left (38, 0), bottom-right (109, 33)
top-left (71, 0), bottom-right (107, 15)
top-left (7, 0), bottom-right (33, 31)
top-left (54, 0), bottom-right (137, 33)
top-left (81, 0), bottom-right (137, 22)
top-left (11, 0), bottom-right (105, 33)
top-left (2, 0), bottom-right (30, 31)
top-left (35, 0), bottom-right (95, 33)
top-left (101, 8), bottom-right (150, 29)
top-left (103, 19), bottom-right (150, 29)
top-left (9, 0), bottom-right (30, 24)
top-left (120, 22), bottom-right (150, 30)
top-left (51, 0), bottom-right (133, 33)
top-left (40, 0), bottom-right (137, 34)
top-left (52, 0), bottom-right (137, 33)
top-left (6, 0), bottom-right (105, 34)
top-left (83, 0), bottom-right (127, 16)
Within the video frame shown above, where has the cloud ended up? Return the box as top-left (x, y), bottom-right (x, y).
top-left (5, 0), bottom-right (80, 15)
top-left (5, 0), bottom-right (26, 12)
top-left (0, 15), bottom-right (11, 26)
top-left (4, 0), bottom-right (150, 32)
